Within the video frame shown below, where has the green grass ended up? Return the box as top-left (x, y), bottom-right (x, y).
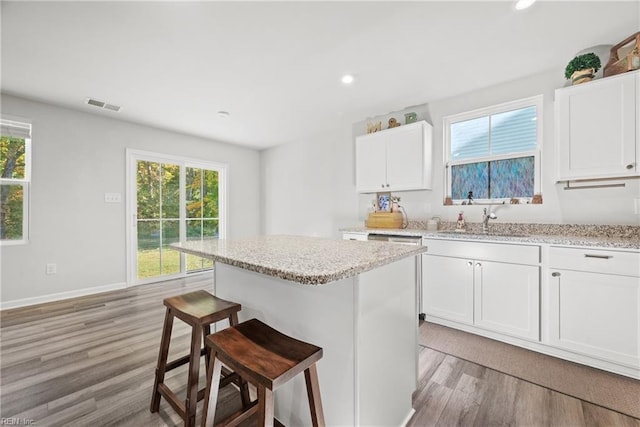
top-left (137, 248), bottom-right (213, 279)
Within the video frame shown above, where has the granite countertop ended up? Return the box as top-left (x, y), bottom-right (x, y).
top-left (172, 235), bottom-right (426, 285)
top-left (343, 223), bottom-right (640, 250)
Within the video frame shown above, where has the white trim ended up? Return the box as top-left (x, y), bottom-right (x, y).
top-left (400, 409), bottom-right (416, 427)
top-left (0, 281), bottom-right (127, 310)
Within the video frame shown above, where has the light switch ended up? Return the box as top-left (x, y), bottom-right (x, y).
top-left (105, 193), bottom-right (122, 203)
top-left (46, 263), bottom-right (57, 275)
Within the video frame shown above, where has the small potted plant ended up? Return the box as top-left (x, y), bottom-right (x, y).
top-left (564, 52), bottom-right (602, 85)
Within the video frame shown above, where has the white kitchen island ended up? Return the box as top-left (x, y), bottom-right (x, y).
top-left (173, 235), bottom-right (426, 426)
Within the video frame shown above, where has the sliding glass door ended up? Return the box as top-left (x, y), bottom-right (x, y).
top-left (127, 150), bottom-right (225, 285)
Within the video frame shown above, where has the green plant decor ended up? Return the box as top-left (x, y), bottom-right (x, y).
top-left (564, 52), bottom-right (602, 79)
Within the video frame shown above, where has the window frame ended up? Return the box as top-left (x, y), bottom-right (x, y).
top-left (1, 117), bottom-right (32, 245)
top-left (443, 95), bottom-right (543, 204)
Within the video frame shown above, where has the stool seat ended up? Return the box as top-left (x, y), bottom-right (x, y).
top-left (150, 290), bottom-right (248, 427)
top-left (202, 318), bottom-right (325, 427)
top-left (164, 290), bottom-right (241, 325)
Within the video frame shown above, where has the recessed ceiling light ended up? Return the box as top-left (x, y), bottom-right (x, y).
top-left (514, 0), bottom-right (536, 10)
top-left (341, 74), bottom-right (355, 85)
top-left (217, 111), bottom-right (230, 118)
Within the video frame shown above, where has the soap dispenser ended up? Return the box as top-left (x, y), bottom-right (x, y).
top-left (455, 211), bottom-right (466, 232)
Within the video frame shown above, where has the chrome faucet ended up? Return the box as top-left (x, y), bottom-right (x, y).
top-left (482, 208), bottom-right (497, 233)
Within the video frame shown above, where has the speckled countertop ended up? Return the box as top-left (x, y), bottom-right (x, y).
top-left (172, 235), bottom-right (426, 285)
top-left (343, 222), bottom-right (640, 250)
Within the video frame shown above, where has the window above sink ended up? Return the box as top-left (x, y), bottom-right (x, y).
top-left (443, 95), bottom-right (543, 205)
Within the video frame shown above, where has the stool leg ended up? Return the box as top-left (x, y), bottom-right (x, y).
top-left (228, 312), bottom-right (251, 408)
top-left (202, 350), bottom-right (223, 427)
top-left (150, 308), bottom-right (174, 413)
top-left (202, 324), bottom-right (211, 368)
top-left (185, 324), bottom-right (202, 427)
top-left (304, 364), bottom-right (325, 427)
top-left (257, 386), bottom-right (274, 427)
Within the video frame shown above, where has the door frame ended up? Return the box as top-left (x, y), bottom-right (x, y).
top-left (125, 148), bottom-right (228, 286)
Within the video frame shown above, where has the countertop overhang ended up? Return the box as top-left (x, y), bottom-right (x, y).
top-left (172, 235), bottom-right (426, 285)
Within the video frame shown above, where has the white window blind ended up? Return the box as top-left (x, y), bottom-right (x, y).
top-left (451, 105), bottom-right (537, 160)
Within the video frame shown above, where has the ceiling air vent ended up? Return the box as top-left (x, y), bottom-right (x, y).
top-left (85, 98), bottom-right (121, 112)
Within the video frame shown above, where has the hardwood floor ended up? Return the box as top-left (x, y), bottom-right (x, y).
top-left (1, 275), bottom-right (639, 426)
top-left (408, 348), bottom-right (640, 427)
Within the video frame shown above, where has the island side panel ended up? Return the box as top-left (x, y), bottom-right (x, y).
top-left (214, 263), bottom-right (357, 426)
top-left (355, 255), bottom-right (419, 426)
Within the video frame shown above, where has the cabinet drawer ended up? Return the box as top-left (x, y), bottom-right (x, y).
top-left (549, 247), bottom-right (640, 277)
top-left (343, 232), bottom-right (368, 241)
top-left (423, 239), bottom-right (540, 265)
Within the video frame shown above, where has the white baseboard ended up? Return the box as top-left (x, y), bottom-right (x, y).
top-left (400, 408), bottom-right (416, 427)
top-left (0, 282), bottom-right (128, 310)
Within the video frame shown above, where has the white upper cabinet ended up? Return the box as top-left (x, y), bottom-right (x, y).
top-left (555, 70), bottom-right (639, 181)
top-left (355, 120), bottom-right (432, 193)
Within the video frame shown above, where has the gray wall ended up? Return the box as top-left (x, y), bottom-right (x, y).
top-left (262, 67), bottom-right (640, 240)
top-left (0, 94), bottom-right (261, 307)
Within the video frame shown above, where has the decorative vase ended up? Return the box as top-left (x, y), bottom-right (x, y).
top-left (571, 68), bottom-right (595, 85)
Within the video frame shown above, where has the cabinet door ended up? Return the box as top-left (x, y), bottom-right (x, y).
top-left (422, 255), bottom-right (474, 325)
top-left (356, 134), bottom-right (387, 192)
top-left (556, 71), bottom-right (638, 181)
top-left (474, 261), bottom-right (540, 341)
top-left (548, 269), bottom-right (640, 368)
top-left (386, 123), bottom-right (429, 191)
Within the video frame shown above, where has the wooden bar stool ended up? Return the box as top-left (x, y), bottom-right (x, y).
top-left (150, 290), bottom-right (249, 427)
top-left (202, 318), bottom-right (325, 427)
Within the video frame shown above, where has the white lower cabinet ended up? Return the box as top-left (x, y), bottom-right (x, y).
top-left (422, 239), bottom-right (540, 341)
top-left (548, 247), bottom-right (640, 369)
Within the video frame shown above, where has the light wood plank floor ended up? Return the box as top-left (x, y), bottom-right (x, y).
top-left (1, 275), bottom-right (639, 426)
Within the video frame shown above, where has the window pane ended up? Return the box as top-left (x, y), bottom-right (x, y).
top-left (490, 157), bottom-right (535, 198)
top-left (451, 162), bottom-right (488, 200)
top-left (186, 219), bottom-right (202, 241)
top-left (137, 161), bottom-right (160, 220)
top-left (161, 220), bottom-right (180, 275)
top-left (491, 106), bottom-right (537, 155)
top-left (0, 184), bottom-right (24, 240)
top-left (186, 167), bottom-right (202, 219)
top-left (161, 163), bottom-right (180, 219)
top-left (203, 219), bottom-right (219, 238)
top-left (137, 220), bottom-right (161, 279)
top-left (451, 116), bottom-right (489, 160)
top-left (0, 136), bottom-right (26, 179)
top-left (202, 169), bottom-right (219, 218)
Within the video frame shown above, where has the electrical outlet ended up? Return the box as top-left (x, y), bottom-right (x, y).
top-left (46, 263), bottom-right (57, 275)
top-left (104, 192), bottom-right (122, 203)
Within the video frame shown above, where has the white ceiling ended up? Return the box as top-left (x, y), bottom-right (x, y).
top-left (2, 1), bottom-right (639, 149)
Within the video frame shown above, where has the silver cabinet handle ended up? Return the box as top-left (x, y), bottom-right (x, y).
top-left (584, 254), bottom-right (613, 259)
top-left (552, 272), bottom-right (560, 277)
top-left (386, 184), bottom-right (390, 187)
top-left (467, 261), bottom-right (473, 267)
top-left (626, 164), bottom-right (634, 170)
top-left (381, 184), bottom-right (385, 188)
top-left (476, 262), bottom-right (482, 267)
